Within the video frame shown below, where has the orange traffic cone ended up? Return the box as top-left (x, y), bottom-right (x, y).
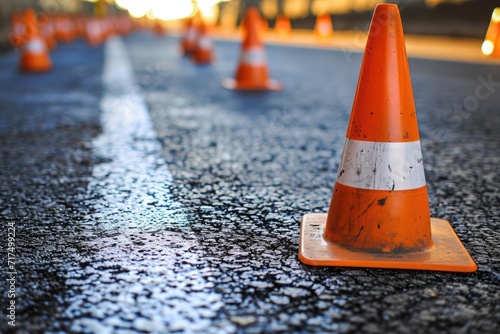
top-left (240, 15), bottom-right (268, 37)
top-left (274, 15), bottom-right (291, 36)
top-left (115, 14), bottom-right (132, 36)
top-left (314, 14), bottom-right (334, 38)
top-left (85, 18), bottom-right (104, 47)
top-left (298, 4), bottom-right (476, 272)
top-left (181, 17), bottom-right (199, 55)
top-left (153, 19), bottom-right (167, 36)
top-left (55, 14), bottom-right (75, 43)
top-left (39, 14), bottom-right (57, 50)
top-left (19, 9), bottom-right (52, 72)
top-left (102, 17), bottom-right (114, 40)
top-left (221, 8), bottom-right (282, 91)
top-left (192, 21), bottom-right (214, 65)
top-left (9, 11), bottom-right (25, 47)
top-left (121, 14), bottom-right (133, 36)
top-left (75, 15), bottom-right (87, 38)
top-left (482, 7), bottom-right (500, 57)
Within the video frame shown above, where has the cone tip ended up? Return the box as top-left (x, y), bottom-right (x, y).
top-left (493, 7), bottom-right (500, 23)
top-left (374, 3), bottom-right (400, 12)
top-left (369, 3), bottom-right (403, 37)
top-left (244, 7), bottom-right (261, 21)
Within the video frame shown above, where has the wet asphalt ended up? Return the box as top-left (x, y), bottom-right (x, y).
top-left (0, 32), bottom-right (499, 333)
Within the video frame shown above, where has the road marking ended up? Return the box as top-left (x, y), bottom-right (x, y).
top-left (64, 37), bottom-right (230, 333)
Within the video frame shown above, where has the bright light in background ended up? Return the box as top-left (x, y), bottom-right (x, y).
top-left (110, 0), bottom-right (231, 22)
top-left (284, 0), bottom-right (309, 19)
top-left (261, 0), bottom-right (278, 18)
top-left (114, 0), bottom-right (194, 20)
top-left (425, 0), bottom-right (466, 8)
top-left (310, 0), bottom-right (379, 15)
top-left (151, 0), bottom-right (195, 21)
top-left (115, 0), bottom-right (131, 10)
top-left (481, 40), bottom-right (494, 56)
top-left (197, 0), bottom-right (221, 24)
top-left (126, 0), bottom-right (152, 18)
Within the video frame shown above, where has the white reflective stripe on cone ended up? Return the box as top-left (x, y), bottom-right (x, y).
top-left (198, 36), bottom-right (212, 49)
top-left (88, 21), bottom-right (101, 35)
top-left (240, 47), bottom-right (266, 66)
top-left (336, 139), bottom-right (426, 191)
top-left (25, 38), bottom-right (47, 53)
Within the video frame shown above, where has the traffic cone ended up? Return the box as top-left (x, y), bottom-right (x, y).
top-left (85, 17), bottom-right (104, 47)
top-left (75, 15), bottom-right (87, 38)
top-left (103, 17), bottom-right (114, 40)
top-left (482, 8), bottom-right (500, 57)
top-left (181, 16), bottom-right (199, 55)
top-left (298, 4), bottom-right (476, 272)
top-left (240, 15), bottom-right (268, 37)
top-left (154, 19), bottom-right (167, 36)
top-left (274, 15), bottom-right (291, 36)
top-left (9, 11), bottom-right (25, 47)
top-left (39, 14), bottom-right (57, 50)
top-left (191, 20), bottom-right (214, 65)
top-left (314, 14), bottom-right (334, 38)
top-left (116, 14), bottom-right (132, 36)
top-left (221, 7), bottom-right (282, 91)
top-left (108, 16), bottom-right (116, 35)
top-left (55, 14), bottom-right (75, 43)
top-left (19, 9), bottom-right (52, 72)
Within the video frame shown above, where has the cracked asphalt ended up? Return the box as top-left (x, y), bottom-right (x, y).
top-left (0, 31), bottom-right (499, 333)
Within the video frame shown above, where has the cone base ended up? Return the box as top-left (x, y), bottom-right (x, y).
top-left (19, 58), bottom-right (52, 73)
top-left (193, 59), bottom-right (213, 65)
top-left (299, 213), bottom-right (477, 272)
top-left (221, 78), bottom-right (283, 91)
top-left (192, 54), bottom-right (213, 65)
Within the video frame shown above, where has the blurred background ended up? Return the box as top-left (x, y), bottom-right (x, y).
top-left (2, 0), bottom-right (500, 52)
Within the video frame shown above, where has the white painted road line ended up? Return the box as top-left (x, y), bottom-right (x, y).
top-left (63, 37), bottom-right (230, 333)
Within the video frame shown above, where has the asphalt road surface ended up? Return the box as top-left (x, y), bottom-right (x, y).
top-left (0, 32), bottom-right (499, 333)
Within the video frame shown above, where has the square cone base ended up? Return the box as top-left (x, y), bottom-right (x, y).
top-left (299, 213), bottom-right (477, 272)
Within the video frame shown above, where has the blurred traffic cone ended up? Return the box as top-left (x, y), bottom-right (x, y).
top-left (19, 9), bottom-right (52, 72)
top-left (103, 17), bottom-right (114, 40)
top-left (274, 15), bottom-right (291, 36)
top-left (154, 19), bottom-right (167, 36)
top-left (192, 21), bottom-right (214, 65)
top-left (39, 14), bottom-right (57, 50)
top-left (85, 18), bottom-right (104, 47)
top-left (482, 8), bottom-right (500, 57)
top-left (314, 14), bottom-right (334, 38)
top-left (75, 15), bottom-right (87, 38)
top-left (9, 11), bottom-right (25, 47)
top-left (117, 14), bottom-right (133, 36)
top-left (240, 15), bottom-right (268, 37)
top-left (108, 16), bottom-right (118, 37)
top-left (55, 14), bottom-right (75, 43)
top-left (221, 8), bottom-right (282, 91)
top-left (298, 4), bottom-right (476, 272)
top-left (181, 17), bottom-right (199, 55)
